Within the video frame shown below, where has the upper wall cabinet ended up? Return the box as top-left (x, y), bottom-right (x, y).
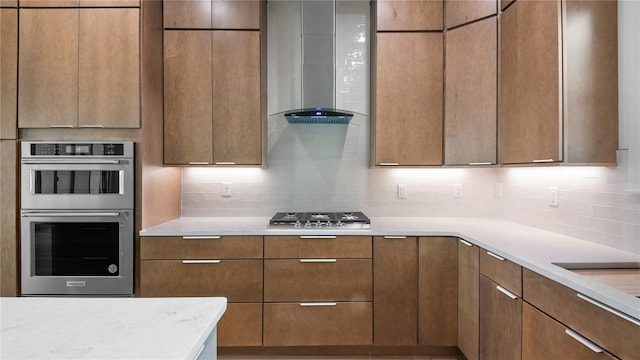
top-left (18, 8), bottom-right (140, 129)
top-left (0, 9), bottom-right (17, 139)
top-left (377, 0), bottom-right (443, 31)
top-left (164, 0), bottom-right (260, 29)
top-left (19, 0), bottom-right (139, 7)
top-left (444, 0), bottom-right (497, 29)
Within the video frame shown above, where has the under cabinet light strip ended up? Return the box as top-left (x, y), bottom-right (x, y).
top-left (533, 158), bottom-right (555, 163)
top-left (468, 162), bottom-right (493, 166)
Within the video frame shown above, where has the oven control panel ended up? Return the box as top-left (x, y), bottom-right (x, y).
top-left (29, 143), bottom-right (128, 156)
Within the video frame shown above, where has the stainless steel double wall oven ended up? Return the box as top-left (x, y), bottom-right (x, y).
top-left (20, 142), bottom-right (134, 296)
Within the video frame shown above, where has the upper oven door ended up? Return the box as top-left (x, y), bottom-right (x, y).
top-left (21, 158), bottom-right (134, 210)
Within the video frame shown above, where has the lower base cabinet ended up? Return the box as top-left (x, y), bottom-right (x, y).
top-left (218, 303), bottom-right (263, 347)
top-left (479, 275), bottom-right (522, 360)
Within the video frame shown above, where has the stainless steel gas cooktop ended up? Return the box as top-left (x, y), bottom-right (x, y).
top-left (268, 212), bottom-right (371, 230)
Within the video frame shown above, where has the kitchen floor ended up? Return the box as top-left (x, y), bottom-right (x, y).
top-left (219, 356), bottom-right (463, 360)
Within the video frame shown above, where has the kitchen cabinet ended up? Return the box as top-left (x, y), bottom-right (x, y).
top-left (377, 0), bottom-right (443, 31)
top-left (444, 16), bottom-right (497, 165)
top-left (501, 0), bottom-right (514, 10)
top-left (444, 0), bottom-right (497, 29)
top-left (163, 0), bottom-right (260, 29)
top-left (0, 140), bottom-right (18, 296)
top-left (373, 236), bottom-right (418, 346)
top-left (374, 32), bottom-right (443, 166)
top-left (0, 9), bottom-right (17, 139)
top-left (18, 8), bottom-right (140, 129)
top-left (163, 30), bottom-right (262, 165)
top-left (0, 0), bottom-right (17, 6)
top-left (457, 239), bottom-right (479, 360)
top-left (19, 0), bottom-right (139, 7)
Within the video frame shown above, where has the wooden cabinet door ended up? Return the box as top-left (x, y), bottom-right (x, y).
top-left (0, 9), bottom-right (17, 139)
top-left (80, 0), bottom-right (140, 7)
top-left (19, 0), bottom-right (79, 7)
top-left (479, 275), bottom-right (522, 360)
top-left (418, 237), bottom-right (457, 346)
top-left (375, 32), bottom-right (443, 166)
top-left (18, 9), bottom-right (78, 128)
top-left (163, 30), bottom-right (213, 164)
top-left (377, 0), bottom-right (443, 31)
top-left (499, 0), bottom-right (562, 164)
top-left (79, 8), bottom-right (139, 128)
top-left (212, 31), bottom-right (261, 165)
top-left (445, 0), bottom-right (497, 29)
top-left (458, 239), bottom-right (479, 360)
top-left (0, 140), bottom-right (18, 296)
top-left (211, 0), bottom-right (261, 29)
top-left (444, 16), bottom-right (497, 165)
top-left (163, 0), bottom-right (211, 29)
top-left (373, 236), bottom-right (418, 346)
top-left (218, 303), bottom-right (263, 347)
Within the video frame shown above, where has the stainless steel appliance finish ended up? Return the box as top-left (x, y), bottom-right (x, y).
top-left (268, 211), bottom-right (371, 229)
top-left (20, 142), bottom-right (134, 296)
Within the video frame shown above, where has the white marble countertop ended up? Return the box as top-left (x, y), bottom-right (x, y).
top-left (0, 297), bottom-right (227, 359)
top-left (140, 216), bottom-right (640, 320)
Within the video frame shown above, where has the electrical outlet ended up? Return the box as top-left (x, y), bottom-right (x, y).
top-left (454, 184), bottom-right (463, 198)
top-left (549, 187), bottom-right (559, 207)
top-left (222, 182), bottom-right (232, 197)
top-left (397, 184), bottom-right (408, 199)
top-left (495, 183), bottom-right (503, 198)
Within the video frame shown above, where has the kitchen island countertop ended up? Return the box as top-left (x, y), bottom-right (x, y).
top-left (140, 216), bottom-right (640, 321)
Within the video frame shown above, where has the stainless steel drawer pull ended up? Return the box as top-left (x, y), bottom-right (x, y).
top-left (215, 162), bottom-right (236, 165)
top-left (459, 239), bottom-right (473, 247)
top-left (300, 259), bottom-right (337, 263)
top-left (299, 302), bottom-right (337, 307)
top-left (533, 158), bottom-right (554, 163)
top-left (379, 162), bottom-right (399, 166)
top-left (299, 236), bottom-right (337, 239)
top-left (577, 293), bottom-right (640, 326)
top-left (182, 260), bottom-right (221, 264)
top-left (182, 236), bottom-right (221, 240)
top-left (384, 236), bottom-right (407, 239)
top-left (496, 285), bottom-right (518, 299)
top-left (486, 251), bottom-right (505, 261)
top-left (79, 124), bottom-right (104, 128)
top-left (50, 124), bottom-right (74, 128)
top-left (188, 161), bottom-right (209, 165)
top-left (468, 162), bottom-right (492, 166)
top-left (564, 329), bottom-right (603, 353)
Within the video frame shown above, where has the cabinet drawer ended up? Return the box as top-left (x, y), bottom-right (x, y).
top-left (480, 249), bottom-right (522, 296)
top-left (523, 302), bottom-right (616, 360)
top-left (139, 260), bottom-right (262, 301)
top-left (140, 236), bottom-right (262, 259)
top-left (263, 302), bottom-right (373, 346)
top-left (523, 269), bottom-right (640, 360)
top-left (264, 236), bottom-right (372, 259)
top-left (264, 259), bottom-right (372, 302)
top-left (218, 303), bottom-right (262, 347)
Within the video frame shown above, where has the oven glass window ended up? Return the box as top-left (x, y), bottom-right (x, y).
top-left (33, 222), bottom-right (120, 276)
top-left (33, 170), bottom-right (120, 194)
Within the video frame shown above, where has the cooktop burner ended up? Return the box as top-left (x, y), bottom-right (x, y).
top-left (269, 212), bottom-right (371, 229)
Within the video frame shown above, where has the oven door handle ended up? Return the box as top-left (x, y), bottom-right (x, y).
top-left (22, 159), bottom-right (122, 165)
top-left (22, 212), bottom-right (122, 217)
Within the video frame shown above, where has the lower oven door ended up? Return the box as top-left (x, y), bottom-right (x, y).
top-left (20, 210), bottom-right (133, 296)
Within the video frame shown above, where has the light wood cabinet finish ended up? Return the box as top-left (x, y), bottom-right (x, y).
top-left (373, 236), bottom-right (418, 346)
top-left (264, 259), bottom-right (372, 302)
top-left (377, 0), bottom-right (443, 31)
top-left (163, 0), bottom-right (211, 28)
top-left (564, 0), bottom-right (617, 164)
top-left (458, 240), bottom-right (479, 360)
top-left (264, 236), bottom-right (372, 259)
top-left (501, 0), bottom-right (514, 10)
top-left (499, 0), bottom-right (562, 164)
top-left (0, 0), bottom-right (17, 6)
top-left (375, 32), bottom-right (443, 166)
top-left (19, 0), bottom-right (79, 7)
top-left (418, 237), bottom-right (457, 346)
top-left (263, 302), bottom-right (373, 346)
top-left (479, 275), bottom-right (522, 360)
top-left (0, 140), bottom-right (18, 296)
top-left (522, 302), bottom-right (617, 360)
top-left (139, 260), bottom-right (263, 301)
top-left (445, 0), bottom-right (497, 29)
top-left (79, 8), bottom-right (139, 128)
top-left (140, 236), bottom-right (263, 259)
top-left (80, 0), bottom-right (139, 6)
top-left (218, 303), bottom-right (262, 347)
top-left (19, 0), bottom-right (138, 6)
top-left (163, 30), bottom-right (213, 164)
top-left (18, 9), bottom-right (79, 128)
top-left (444, 16), bottom-right (497, 165)
top-left (211, 30), bottom-right (261, 165)
top-left (164, 0), bottom-right (260, 29)
top-left (479, 249), bottom-right (521, 296)
top-left (523, 269), bottom-right (640, 360)
top-left (0, 9), bottom-right (17, 139)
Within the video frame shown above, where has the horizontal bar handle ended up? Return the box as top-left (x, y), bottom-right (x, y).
top-left (182, 260), bottom-right (221, 264)
top-left (22, 159), bottom-right (121, 165)
top-left (564, 329), bottom-right (603, 353)
top-left (384, 236), bottom-right (407, 239)
top-left (300, 259), bottom-right (337, 263)
top-left (459, 239), bottom-right (473, 247)
top-left (468, 162), bottom-right (493, 166)
top-left (299, 236), bottom-right (337, 239)
top-left (379, 162), bottom-right (399, 166)
top-left (79, 124), bottom-right (104, 128)
top-left (486, 251), bottom-right (505, 261)
top-left (577, 293), bottom-right (640, 326)
top-left (299, 302), bottom-right (337, 307)
top-left (496, 285), bottom-right (518, 300)
top-left (533, 158), bottom-right (555, 163)
top-left (188, 161), bottom-right (209, 165)
top-left (182, 236), bottom-right (221, 240)
top-left (22, 212), bottom-right (121, 217)
top-left (50, 125), bottom-right (74, 128)
top-left (215, 162), bottom-right (237, 165)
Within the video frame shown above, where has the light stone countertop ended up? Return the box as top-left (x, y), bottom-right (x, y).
top-left (0, 297), bottom-right (227, 359)
top-left (140, 216), bottom-right (640, 321)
